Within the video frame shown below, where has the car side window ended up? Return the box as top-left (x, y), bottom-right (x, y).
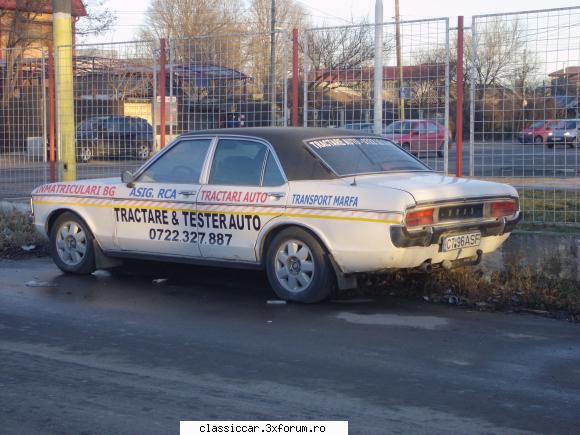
top-left (137, 139), bottom-right (212, 184)
top-left (416, 123), bottom-right (428, 133)
top-left (427, 122), bottom-right (439, 133)
top-left (209, 139), bottom-right (267, 186)
top-left (262, 152), bottom-right (286, 187)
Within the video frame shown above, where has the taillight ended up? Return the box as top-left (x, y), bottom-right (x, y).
top-left (490, 200), bottom-right (517, 217)
top-left (405, 208), bottom-right (434, 227)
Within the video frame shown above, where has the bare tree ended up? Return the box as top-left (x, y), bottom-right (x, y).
top-left (305, 21), bottom-right (380, 72)
top-left (139, 0), bottom-right (244, 41)
top-left (245, 0), bottom-right (307, 94)
top-left (465, 18), bottom-right (528, 94)
top-left (75, 0), bottom-right (117, 41)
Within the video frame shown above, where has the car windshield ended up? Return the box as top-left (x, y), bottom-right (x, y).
top-left (384, 121), bottom-right (413, 134)
top-left (306, 137), bottom-right (430, 176)
top-left (530, 120), bottom-right (545, 128)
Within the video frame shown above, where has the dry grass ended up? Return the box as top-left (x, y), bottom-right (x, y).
top-left (0, 207), bottom-right (47, 258)
top-left (356, 265), bottom-right (580, 321)
top-left (518, 189), bottom-right (580, 226)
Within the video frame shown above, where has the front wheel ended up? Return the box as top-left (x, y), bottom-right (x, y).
top-left (534, 136), bottom-right (544, 144)
top-left (78, 146), bottom-right (93, 162)
top-left (265, 227), bottom-right (336, 303)
top-left (49, 212), bottom-right (96, 274)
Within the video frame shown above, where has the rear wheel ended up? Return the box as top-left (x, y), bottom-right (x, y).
top-left (265, 227), bottom-right (336, 303)
top-left (135, 143), bottom-right (150, 160)
top-left (49, 212), bottom-right (96, 275)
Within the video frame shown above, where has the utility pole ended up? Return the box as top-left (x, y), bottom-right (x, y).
top-left (373, 0), bottom-right (383, 135)
top-left (269, 0), bottom-right (277, 126)
top-left (395, 0), bottom-right (404, 122)
top-left (52, 0), bottom-right (76, 181)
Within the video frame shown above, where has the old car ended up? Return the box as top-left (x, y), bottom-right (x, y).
top-left (76, 115), bottom-right (154, 162)
top-left (383, 120), bottom-right (449, 157)
top-left (31, 128), bottom-right (520, 303)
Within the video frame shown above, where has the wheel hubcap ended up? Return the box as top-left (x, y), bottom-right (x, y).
top-left (275, 240), bottom-right (314, 293)
top-left (55, 221), bottom-right (87, 266)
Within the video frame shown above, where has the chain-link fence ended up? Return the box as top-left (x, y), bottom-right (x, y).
top-left (0, 46), bottom-right (49, 199)
top-left (470, 7), bottom-right (580, 225)
top-left (2, 9), bottom-right (580, 228)
top-left (303, 18), bottom-right (450, 173)
top-left (55, 40), bottom-right (156, 182)
top-left (169, 30), bottom-right (289, 137)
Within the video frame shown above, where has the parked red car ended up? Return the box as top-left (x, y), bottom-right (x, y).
top-left (517, 120), bottom-right (562, 144)
top-left (383, 120), bottom-right (449, 157)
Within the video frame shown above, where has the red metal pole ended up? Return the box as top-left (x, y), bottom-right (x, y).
top-left (48, 45), bottom-right (56, 182)
top-left (292, 28), bottom-right (299, 127)
top-left (455, 16), bottom-right (464, 177)
top-left (159, 38), bottom-right (167, 148)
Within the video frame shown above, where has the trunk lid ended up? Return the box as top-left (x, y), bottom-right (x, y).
top-left (355, 172), bottom-right (516, 204)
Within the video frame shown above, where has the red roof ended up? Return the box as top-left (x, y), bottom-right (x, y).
top-left (309, 64), bottom-right (446, 82)
top-left (0, 0), bottom-right (87, 17)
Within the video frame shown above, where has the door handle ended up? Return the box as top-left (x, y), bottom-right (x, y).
top-left (268, 192), bottom-right (286, 199)
top-left (179, 190), bottom-right (197, 197)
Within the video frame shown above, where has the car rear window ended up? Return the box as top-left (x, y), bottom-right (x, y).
top-left (306, 137), bottom-right (430, 176)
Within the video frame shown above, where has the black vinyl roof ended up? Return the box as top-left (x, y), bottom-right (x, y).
top-left (188, 127), bottom-right (379, 181)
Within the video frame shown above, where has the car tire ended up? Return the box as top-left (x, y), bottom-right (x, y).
top-left (78, 146), bottom-right (93, 162)
top-left (547, 142), bottom-right (554, 149)
top-left (49, 212), bottom-right (96, 275)
top-left (534, 136), bottom-right (543, 144)
top-left (265, 227), bottom-right (336, 303)
top-left (568, 140), bottom-right (576, 149)
top-left (136, 143), bottom-right (150, 160)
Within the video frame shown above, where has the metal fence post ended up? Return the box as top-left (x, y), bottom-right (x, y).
top-left (444, 18), bottom-right (450, 175)
top-left (48, 45), bottom-right (56, 182)
top-left (302, 33), bottom-right (308, 127)
top-left (292, 28), bottom-right (299, 127)
top-left (159, 38), bottom-right (167, 149)
top-left (455, 16), bottom-right (464, 177)
top-left (469, 17), bottom-right (476, 177)
top-left (282, 31), bottom-right (289, 127)
top-left (373, 0), bottom-right (384, 135)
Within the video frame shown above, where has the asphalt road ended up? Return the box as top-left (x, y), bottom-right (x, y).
top-left (1, 142), bottom-right (579, 199)
top-left (0, 257), bottom-right (579, 435)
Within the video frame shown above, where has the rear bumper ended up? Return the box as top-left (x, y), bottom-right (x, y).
top-left (390, 212), bottom-right (522, 248)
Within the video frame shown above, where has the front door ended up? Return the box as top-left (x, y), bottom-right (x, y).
top-left (114, 137), bottom-right (213, 258)
top-left (198, 137), bottom-right (288, 262)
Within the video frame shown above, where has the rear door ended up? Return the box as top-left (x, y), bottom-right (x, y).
top-left (198, 137), bottom-right (288, 262)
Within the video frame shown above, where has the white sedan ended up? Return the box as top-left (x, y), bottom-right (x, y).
top-left (31, 128), bottom-right (521, 303)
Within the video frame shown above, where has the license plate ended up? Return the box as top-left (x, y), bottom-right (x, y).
top-left (441, 232), bottom-right (481, 252)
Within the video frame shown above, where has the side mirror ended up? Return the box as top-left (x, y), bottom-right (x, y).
top-left (121, 170), bottom-right (135, 186)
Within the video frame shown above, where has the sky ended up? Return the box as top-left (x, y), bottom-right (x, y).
top-left (84, 0), bottom-right (579, 44)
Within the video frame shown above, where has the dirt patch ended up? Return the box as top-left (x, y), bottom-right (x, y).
top-left (0, 207), bottom-right (47, 259)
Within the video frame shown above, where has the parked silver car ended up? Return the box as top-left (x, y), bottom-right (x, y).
top-left (546, 119), bottom-right (579, 148)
